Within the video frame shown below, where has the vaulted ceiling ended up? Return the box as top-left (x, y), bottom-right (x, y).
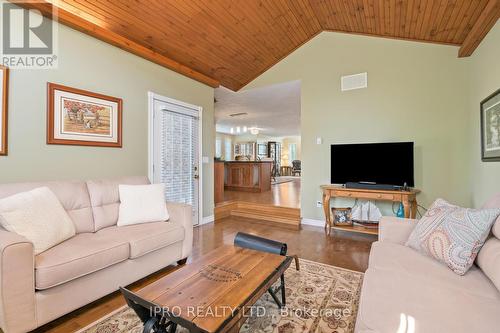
top-left (18, 0), bottom-right (500, 91)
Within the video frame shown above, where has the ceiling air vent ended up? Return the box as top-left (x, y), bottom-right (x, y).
top-left (341, 72), bottom-right (367, 91)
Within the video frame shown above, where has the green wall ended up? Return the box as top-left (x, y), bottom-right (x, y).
top-left (245, 32), bottom-right (472, 220)
top-left (467, 21), bottom-right (500, 207)
top-left (0, 18), bottom-right (215, 217)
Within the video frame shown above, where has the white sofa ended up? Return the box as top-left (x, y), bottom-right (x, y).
top-left (0, 176), bottom-right (193, 333)
top-left (356, 194), bottom-right (500, 332)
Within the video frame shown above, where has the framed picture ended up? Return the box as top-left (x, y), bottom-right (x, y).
top-left (332, 207), bottom-right (352, 226)
top-left (481, 88), bottom-right (500, 161)
top-left (47, 83), bottom-right (122, 147)
top-left (0, 66), bottom-right (8, 155)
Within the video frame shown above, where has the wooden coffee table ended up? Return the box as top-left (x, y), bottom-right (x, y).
top-left (121, 245), bottom-right (292, 333)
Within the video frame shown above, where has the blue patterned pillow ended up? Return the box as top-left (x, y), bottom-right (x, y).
top-left (406, 198), bottom-right (500, 275)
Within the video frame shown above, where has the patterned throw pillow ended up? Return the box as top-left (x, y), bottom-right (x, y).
top-left (405, 198), bottom-right (500, 275)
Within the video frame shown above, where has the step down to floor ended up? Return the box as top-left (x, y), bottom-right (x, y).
top-left (215, 201), bottom-right (300, 230)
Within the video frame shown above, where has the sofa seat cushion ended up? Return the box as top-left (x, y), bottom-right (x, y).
top-left (96, 221), bottom-right (185, 259)
top-left (357, 267), bottom-right (500, 333)
top-left (356, 242), bottom-right (500, 332)
top-left (35, 233), bottom-right (130, 290)
top-left (369, 241), bottom-right (500, 299)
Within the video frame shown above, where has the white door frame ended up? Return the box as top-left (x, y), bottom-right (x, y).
top-left (148, 91), bottom-right (203, 226)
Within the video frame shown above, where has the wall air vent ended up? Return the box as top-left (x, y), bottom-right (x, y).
top-left (229, 112), bottom-right (248, 117)
top-left (341, 72), bottom-right (368, 91)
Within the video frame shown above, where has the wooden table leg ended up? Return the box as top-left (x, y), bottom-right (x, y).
top-left (322, 192), bottom-right (331, 235)
top-left (410, 200), bottom-right (418, 219)
top-left (402, 198), bottom-right (411, 218)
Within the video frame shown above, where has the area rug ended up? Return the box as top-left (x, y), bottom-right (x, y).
top-left (77, 259), bottom-right (363, 333)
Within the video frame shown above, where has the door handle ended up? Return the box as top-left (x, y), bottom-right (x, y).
top-left (194, 175), bottom-right (199, 179)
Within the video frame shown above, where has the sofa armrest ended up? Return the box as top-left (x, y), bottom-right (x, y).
top-left (0, 230), bottom-right (36, 333)
top-left (379, 216), bottom-right (419, 245)
top-left (166, 202), bottom-right (193, 259)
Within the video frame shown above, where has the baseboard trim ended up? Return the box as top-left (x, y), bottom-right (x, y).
top-left (201, 215), bottom-right (215, 225)
top-left (301, 218), bottom-right (324, 227)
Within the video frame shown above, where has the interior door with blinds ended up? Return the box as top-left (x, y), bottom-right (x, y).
top-left (151, 95), bottom-right (201, 226)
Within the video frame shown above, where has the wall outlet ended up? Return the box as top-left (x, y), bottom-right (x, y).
top-left (316, 200), bottom-right (323, 208)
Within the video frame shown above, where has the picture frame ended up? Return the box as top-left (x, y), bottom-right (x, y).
top-left (481, 88), bottom-right (500, 161)
top-left (331, 207), bottom-right (352, 226)
top-left (0, 66), bottom-right (8, 156)
top-left (47, 83), bottom-right (122, 147)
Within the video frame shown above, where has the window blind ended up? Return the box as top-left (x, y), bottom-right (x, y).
top-left (158, 110), bottom-right (198, 206)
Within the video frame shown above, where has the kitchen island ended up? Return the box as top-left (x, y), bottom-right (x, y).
top-left (219, 161), bottom-right (272, 193)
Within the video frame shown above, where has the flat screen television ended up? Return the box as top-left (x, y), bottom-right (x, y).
top-left (331, 142), bottom-right (414, 187)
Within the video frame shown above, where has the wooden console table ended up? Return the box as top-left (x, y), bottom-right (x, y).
top-left (321, 185), bottom-right (420, 235)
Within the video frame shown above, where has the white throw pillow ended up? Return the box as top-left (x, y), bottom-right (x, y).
top-left (117, 184), bottom-right (169, 226)
top-left (0, 187), bottom-right (76, 254)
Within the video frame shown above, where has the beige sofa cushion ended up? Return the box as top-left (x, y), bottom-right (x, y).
top-left (357, 241), bottom-right (500, 332)
top-left (35, 233), bottom-right (129, 290)
top-left (0, 187), bottom-right (76, 254)
top-left (378, 216), bottom-right (418, 245)
top-left (477, 237), bottom-right (500, 292)
top-left (357, 267), bottom-right (500, 333)
top-left (96, 221), bottom-right (184, 259)
top-left (0, 180), bottom-right (94, 233)
top-left (370, 241), bottom-right (499, 299)
top-left (86, 177), bottom-right (150, 231)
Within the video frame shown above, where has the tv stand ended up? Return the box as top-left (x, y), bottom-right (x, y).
top-left (320, 185), bottom-right (420, 235)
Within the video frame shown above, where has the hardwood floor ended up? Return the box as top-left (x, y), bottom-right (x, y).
top-left (31, 216), bottom-right (375, 333)
top-left (222, 177), bottom-right (300, 209)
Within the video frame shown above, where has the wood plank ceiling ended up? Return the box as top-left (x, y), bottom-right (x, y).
top-left (17, 0), bottom-right (500, 91)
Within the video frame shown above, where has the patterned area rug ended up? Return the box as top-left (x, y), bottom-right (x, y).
top-left (77, 259), bottom-right (363, 333)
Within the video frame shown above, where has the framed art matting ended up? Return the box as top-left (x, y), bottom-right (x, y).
top-left (481, 88), bottom-right (500, 161)
top-left (47, 83), bottom-right (122, 147)
top-left (0, 66), bottom-right (8, 155)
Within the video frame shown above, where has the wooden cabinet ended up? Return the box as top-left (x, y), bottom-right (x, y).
top-left (227, 163), bottom-right (253, 187)
top-left (214, 161), bottom-right (225, 204)
top-left (224, 161), bottom-right (272, 192)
